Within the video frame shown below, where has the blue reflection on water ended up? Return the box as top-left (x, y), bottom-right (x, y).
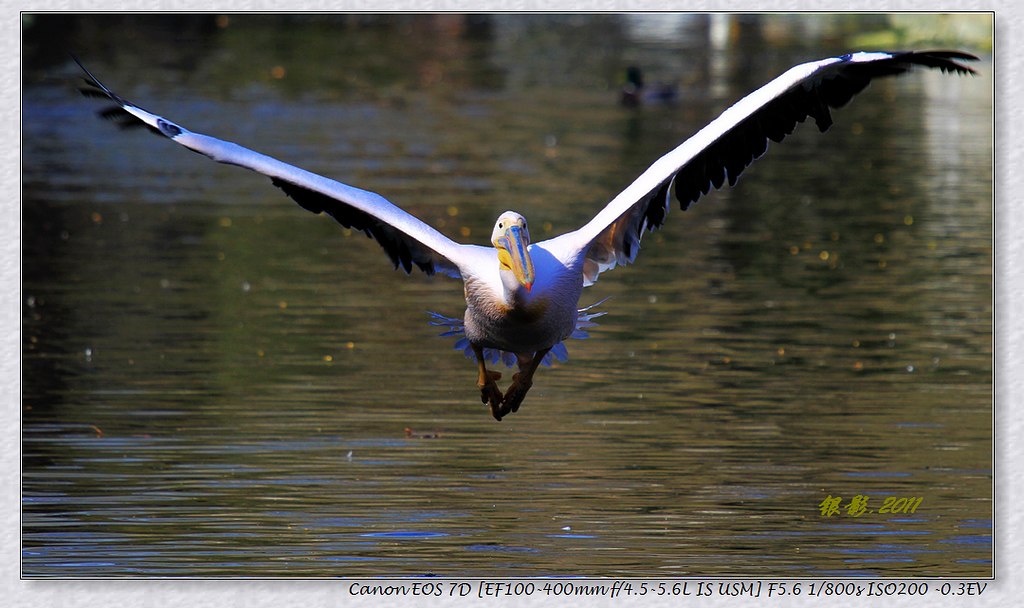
top-left (360, 531), bottom-right (450, 539)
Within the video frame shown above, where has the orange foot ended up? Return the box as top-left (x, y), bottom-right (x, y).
top-left (478, 370), bottom-right (504, 420)
top-left (500, 372), bottom-right (534, 417)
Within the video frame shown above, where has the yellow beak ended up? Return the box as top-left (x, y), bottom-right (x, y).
top-left (496, 225), bottom-right (535, 291)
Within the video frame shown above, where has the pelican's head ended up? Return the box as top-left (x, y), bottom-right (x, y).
top-left (491, 211), bottom-right (534, 292)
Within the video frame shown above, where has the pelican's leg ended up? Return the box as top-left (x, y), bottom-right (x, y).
top-left (500, 347), bottom-right (552, 417)
top-left (472, 344), bottom-right (505, 420)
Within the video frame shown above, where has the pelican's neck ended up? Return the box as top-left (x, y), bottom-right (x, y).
top-left (499, 267), bottom-right (531, 310)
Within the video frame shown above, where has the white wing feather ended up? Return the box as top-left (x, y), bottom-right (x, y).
top-left (77, 57), bottom-right (480, 279)
top-left (540, 50), bottom-right (977, 286)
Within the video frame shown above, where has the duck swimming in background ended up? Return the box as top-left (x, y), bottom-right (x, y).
top-left (76, 50), bottom-right (976, 421)
top-left (620, 65), bottom-right (679, 107)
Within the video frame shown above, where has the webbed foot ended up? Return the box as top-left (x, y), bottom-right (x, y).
top-left (501, 372), bottom-right (534, 415)
top-left (478, 370), bottom-right (504, 420)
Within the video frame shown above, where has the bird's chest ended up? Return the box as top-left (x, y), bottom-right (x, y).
top-left (462, 278), bottom-right (580, 354)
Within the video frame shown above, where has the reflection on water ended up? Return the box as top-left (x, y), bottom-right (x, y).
top-left (22, 14), bottom-right (991, 577)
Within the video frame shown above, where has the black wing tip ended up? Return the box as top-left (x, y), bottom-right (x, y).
top-left (69, 52), bottom-right (88, 76)
top-left (665, 47), bottom-right (979, 214)
top-left (72, 54), bottom-right (168, 135)
top-left (907, 49), bottom-right (981, 62)
top-left (72, 54), bottom-right (121, 106)
top-left (903, 49), bottom-right (980, 76)
top-left (71, 53), bottom-right (114, 98)
top-left (842, 49), bottom-right (981, 76)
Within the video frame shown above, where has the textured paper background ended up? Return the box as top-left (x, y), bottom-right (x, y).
top-left (7, 2), bottom-right (1013, 607)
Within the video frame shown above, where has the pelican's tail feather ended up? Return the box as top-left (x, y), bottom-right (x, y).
top-left (570, 297), bottom-right (609, 340)
top-left (427, 300), bottom-right (607, 368)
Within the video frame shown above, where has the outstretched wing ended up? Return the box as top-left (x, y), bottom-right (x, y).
top-left (75, 56), bottom-right (474, 278)
top-left (563, 50), bottom-right (978, 285)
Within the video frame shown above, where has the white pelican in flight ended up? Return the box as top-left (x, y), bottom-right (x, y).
top-left (76, 51), bottom-right (977, 421)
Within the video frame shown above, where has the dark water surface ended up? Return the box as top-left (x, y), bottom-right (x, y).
top-left (22, 14), bottom-right (992, 577)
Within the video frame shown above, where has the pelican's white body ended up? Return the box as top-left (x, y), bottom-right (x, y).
top-left (461, 239), bottom-right (586, 354)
